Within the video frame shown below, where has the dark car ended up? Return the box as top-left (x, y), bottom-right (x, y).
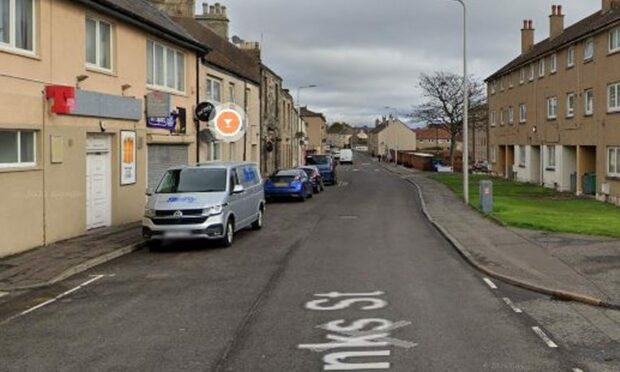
top-left (299, 165), bottom-right (325, 193)
top-left (264, 169), bottom-right (314, 202)
top-left (305, 155), bottom-right (337, 185)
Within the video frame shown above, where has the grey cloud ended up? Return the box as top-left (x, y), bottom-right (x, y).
top-left (198, 1), bottom-right (601, 125)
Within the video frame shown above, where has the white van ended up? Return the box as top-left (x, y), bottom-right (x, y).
top-left (143, 162), bottom-right (265, 248)
top-left (339, 149), bottom-right (354, 164)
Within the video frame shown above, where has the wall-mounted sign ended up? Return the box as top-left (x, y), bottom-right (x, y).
top-left (120, 131), bottom-right (137, 185)
top-left (195, 102), bottom-right (216, 122)
top-left (146, 92), bottom-right (172, 118)
top-left (45, 86), bottom-right (141, 120)
top-left (208, 103), bottom-right (246, 143)
top-left (147, 111), bottom-right (178, 131)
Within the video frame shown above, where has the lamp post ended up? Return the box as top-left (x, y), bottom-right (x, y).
top-left (449, 0), bottom-right (469, 204)
top-left (296, 85), bottom-right (317, 158)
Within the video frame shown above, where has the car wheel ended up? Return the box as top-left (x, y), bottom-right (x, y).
top-left (147, 240), bottom-right (162, 252)
top-left (252, 208), bottom-right (264, 230)
top-left (220, 219), bottom-right (234, 247)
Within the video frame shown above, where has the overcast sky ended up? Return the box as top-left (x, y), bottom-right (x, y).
top-left (196, 0), bottom-right (600, 126)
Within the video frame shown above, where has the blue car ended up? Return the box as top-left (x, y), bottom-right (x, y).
top-left (305, 155), bottom-right (338, 185)
top-left (264, 169), bottom-right (314, 202)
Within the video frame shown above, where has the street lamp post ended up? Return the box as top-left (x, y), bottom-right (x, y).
top-left (450, 0), bottom-right (469, 204)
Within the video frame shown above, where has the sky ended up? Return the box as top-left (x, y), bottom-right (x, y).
top-left (196, 0), bottom-right (600, 126)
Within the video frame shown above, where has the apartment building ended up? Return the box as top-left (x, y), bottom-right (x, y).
top-left (153, 2), bottom-right (262, 168)
top-left (369, 119), bottom-right (417, 157)
top-left (300, 107), bottom-right (327, 155)
top-left (0, 0), bottom-right (206, 257)
top-left (487, 1), bottom-right (620, 205)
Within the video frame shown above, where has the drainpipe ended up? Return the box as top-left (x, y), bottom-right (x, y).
top-left (195, 53), bottom-right (201, 164)
top-left (243, 80), bottom-right (248, 161)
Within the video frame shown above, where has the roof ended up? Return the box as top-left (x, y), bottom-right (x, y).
top-left (370, 119), bottom-right (409, 134)
top-left (171, 17), bottom-right (261, 85)
top-left (300, 107), bottom-right (326, 120)
top-left (76, 0), bottom-right (207, 53)
top-left (487, 7), bottom-right (620, 81)
top-left (413, 127), bottom-right (451, 140)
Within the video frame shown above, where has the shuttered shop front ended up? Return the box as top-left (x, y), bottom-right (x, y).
top-left (147, 145), bottom-right (189, 191)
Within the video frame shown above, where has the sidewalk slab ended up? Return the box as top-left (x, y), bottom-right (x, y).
top-left (383, 163), bottom-right (620, 309)
top-left (0, 223), bottom-right (143, 291)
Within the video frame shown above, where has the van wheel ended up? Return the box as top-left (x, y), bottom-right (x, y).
top-left (147, 240), bottom-right (162, 252)
top-left (252, 208), bottom-right (264, 230)
top-left (220, 219), bottom-right (234, 247)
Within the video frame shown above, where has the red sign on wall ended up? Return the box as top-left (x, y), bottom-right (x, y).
top-left (45, 85), bottom-right (76, 114)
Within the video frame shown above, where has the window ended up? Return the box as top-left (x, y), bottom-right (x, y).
top-left (508, 106), bottom-right (514, 124)
top-left (500, 109), bottom-right (505, 125)
top-left (229, 142), bottom-right (236, 160)
top-left (0, 130), bottom-right (36, 168)
top-left (608, 82), bottom-right (620, 112)
top-left (519, 103), bottom-right (527, 123)
top-left (550, 53), bottom-right (557, 73)
top-left (609, 147), bottom-right (620, 177)
top-left (207, 77), bottom-right (222, 103)
top-left (85, 17), bottom-right (112, 71)
top-left (491, 146), bottom-right (497, 163)
top-left (567, 46), bottom-right (575, 67)
top-left (584, 38), bottom-right (594, 60)
top-left (209, 142), bottom-right (221, 161)
top-left (547, 97), bottom-right (558, 119)
top-left (490, 111), bottom-right (496, 127)
top-left (585, 89), bottom-right (594, 116)
top-left (610, 27), bottom-right (620, 53)
top-left (538, 59), bottom-right (545, 77)
top-left (529, 64), bottom-right (535, 81)
top-left (0, 0), bottom-right (34, 52)
top-left (490, 81), bottom-right (496, 94)
top-left (547, 146), bottom-right (556, 169)
top-left (519, 68), bottom-right (525, 84)
top-left (500, 77), bottom-right (505, 91)
top-left (566, 93), bottom-right (575, 118)
top-left (228, 82), bottom-right (235, 104)
top-left (146, 40), bottom-right (185, 92)
top-left (508, 74), bottom-right (514, 88)
top-left (519, 146), bottom-right (526, 167)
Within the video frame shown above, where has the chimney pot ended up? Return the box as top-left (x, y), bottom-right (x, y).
top-left (550, 5), bottom-right (565, 39)
top-left (202, 2), bottom-right (209, 15)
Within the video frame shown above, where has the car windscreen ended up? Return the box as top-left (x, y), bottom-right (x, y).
top-left (300, 168), bottom-right (314, 177)
top-left (306, 156), bottom-right (329, 165)
top-left (156, 168), bottom-right (227, 194)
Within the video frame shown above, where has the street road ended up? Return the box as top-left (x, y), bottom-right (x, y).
top-left (0, 154), bottom-right (596, 371)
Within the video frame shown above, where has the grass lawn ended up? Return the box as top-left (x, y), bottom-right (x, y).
top-left (430, 174), bottom-right (620, 238)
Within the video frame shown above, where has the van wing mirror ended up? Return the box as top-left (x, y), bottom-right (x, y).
top-left (233, 184), bottom-right (245, 194)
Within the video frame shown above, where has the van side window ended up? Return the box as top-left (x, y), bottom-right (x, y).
top-left (230, 169), bottom-right (240, 191)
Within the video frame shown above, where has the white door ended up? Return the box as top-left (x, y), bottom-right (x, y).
top-left (86, 135), bottom-right (111, 230)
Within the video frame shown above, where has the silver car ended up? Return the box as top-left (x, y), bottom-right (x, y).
top-left (142, 162), bottom-right (265, 248)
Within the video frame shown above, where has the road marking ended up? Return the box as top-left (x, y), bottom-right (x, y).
top-left (532, 326), bottom-right (558, 348)
top-left (361, 163), bottom-right (370, 166)
top-left (0, 274), bottom-right (107, 325)
top-left (0, 292), bottom-right (8, 299)
top-left (353, 169), bottom-right (359, 172)
top-left (572, 369), bottom-right (584, 372)
top-left (502, 297), bottom-right (523, 313)
top-left (483, 277), bottom-right (498, 289)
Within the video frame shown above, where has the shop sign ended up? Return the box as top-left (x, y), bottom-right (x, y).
top-left (208, 103), bottom-right (246, 143)
top-left (146, 92), bottom-right (172, 118)
top-left (147, 111), bottom-right (178, 130)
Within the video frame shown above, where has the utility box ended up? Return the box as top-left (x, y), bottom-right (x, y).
top-left (480, 180), bottom-right (493, 214)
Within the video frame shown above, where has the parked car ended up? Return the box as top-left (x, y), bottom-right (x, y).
top-left (339, 149), bottom-right (354, 164)
top-left (306, 155), bottom-right (338, 185)
top-left (264, 169), bottom-right (314, 202)
top-left (142, 162), bottom-right (265, 249)
top-left (331, 149), bottom-right (341, 161)
top-left (299, 165), bottom-right (325, 193)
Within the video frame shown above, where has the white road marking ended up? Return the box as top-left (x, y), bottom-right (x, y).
top-left (0, 292), bottom-right (8, 299)
top-left (502, 297), bottom-right (523, 313)
top-left (1, 275), bottom-right (107, 325)
top-left (572, 369), bottom-right (584, 372)
top-left (483, 277), bottom-right (498, 289)
top-left (353, 169), bottom-right (359, 172)
top-left (532, 326), bottom-right (558, 348)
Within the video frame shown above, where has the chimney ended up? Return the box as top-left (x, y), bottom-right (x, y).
top-left (147, 0), bottom-right (195, 18)
top-left (196, 2), bottom-right (230, 40)
top-left (603, 0), bottom-right (620, 12)
top-left (549, 5), bottom-right (564, 39)
top-left (237, 41), bottom-right (262, 60)
top-left (521, 20), bottom-right (535, 54)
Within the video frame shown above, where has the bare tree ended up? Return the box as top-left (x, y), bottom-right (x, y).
top-left (411, 72), bottom-right (486, 166)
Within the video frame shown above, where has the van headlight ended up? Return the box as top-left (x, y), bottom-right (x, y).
top-left (205, 205), bottom-right (223, 216)
top-left (144, 208), bottom-right (156, 218)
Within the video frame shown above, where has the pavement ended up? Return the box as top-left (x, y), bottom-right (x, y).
top-left (381, 162), bottom-right (620, 309)
top-left (0, 223), bottom-right (143, 291)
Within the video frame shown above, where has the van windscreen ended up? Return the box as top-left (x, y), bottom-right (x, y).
top-left (156, 168), bottom-right (227, 194)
